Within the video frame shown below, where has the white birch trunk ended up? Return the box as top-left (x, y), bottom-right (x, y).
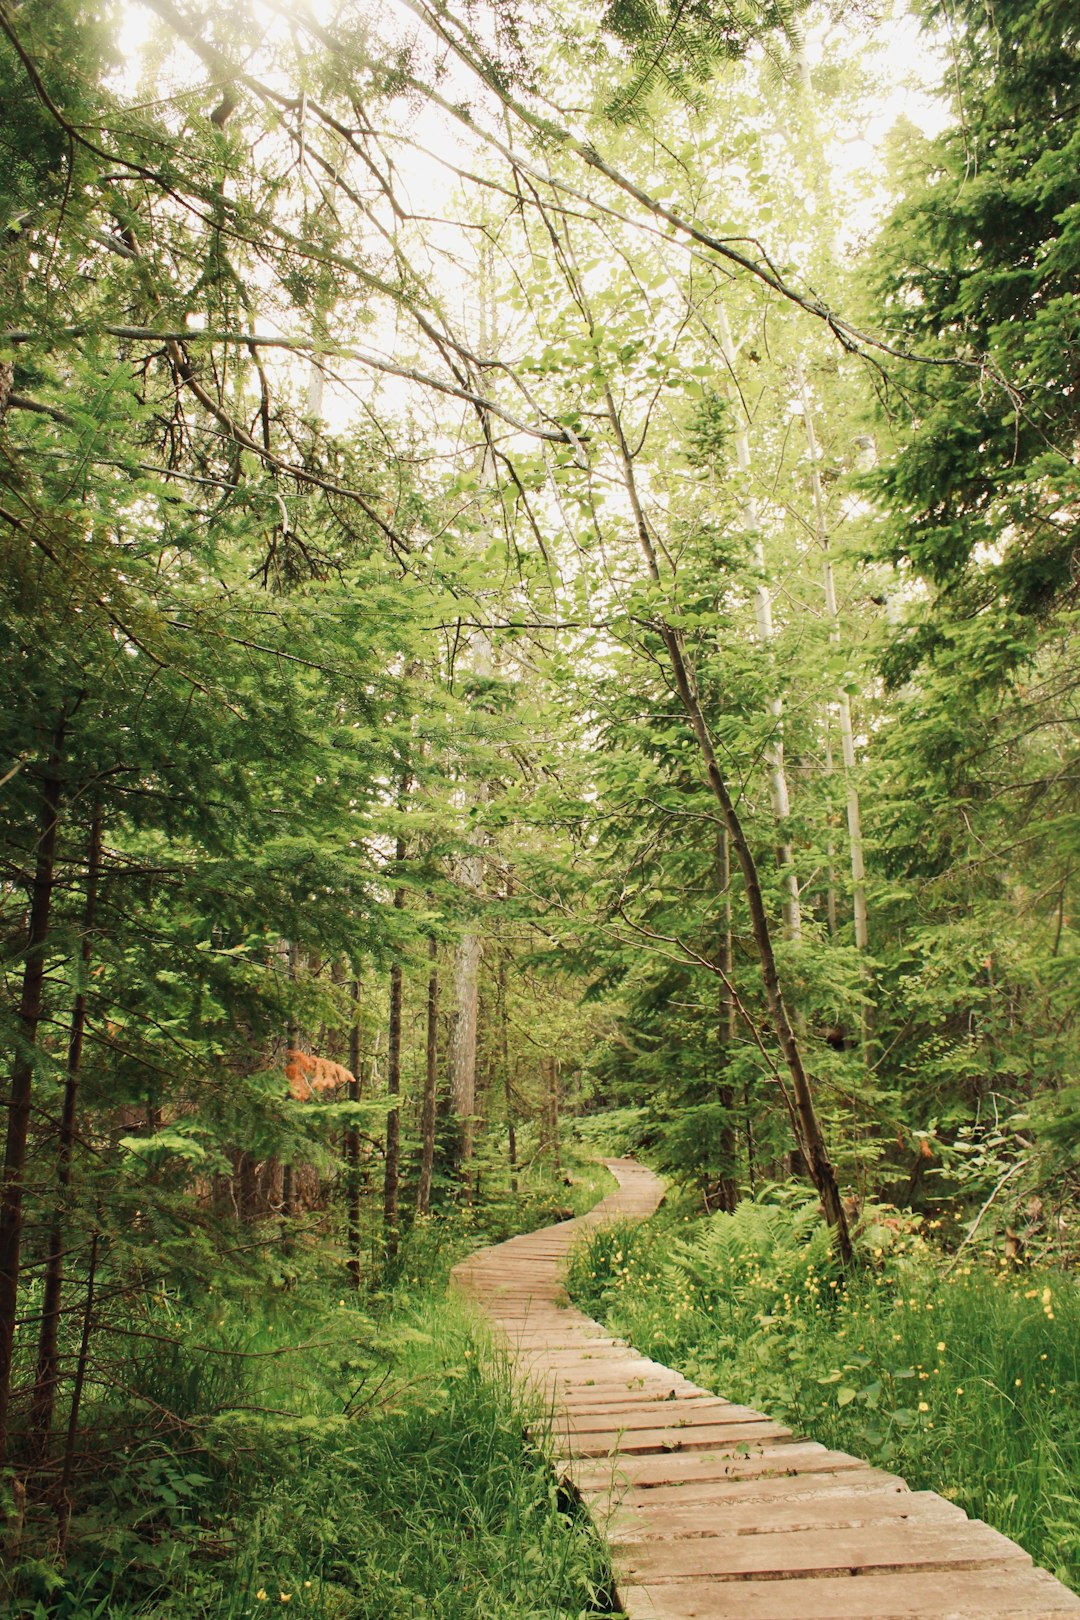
top-left (715, 303), bottom-right (801, 941)
top-left (797, 363), bottom-right (869, 952)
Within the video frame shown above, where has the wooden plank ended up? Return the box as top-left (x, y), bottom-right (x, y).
top-left (583, 1469), bottom-right (912, 1514)
top-left (612, 1515), bottom-right (1030, 1579)
top-left (567, 1443), bottom-right (873, 1493)
top-left (562, 1400), bottom-right (774, 1432)
top-left (618, 1566), bottom-right (1080, 1619)
top-left (603, 1487), bottom-right (957, 1543)
top-left (564, 1419), bottom-right (794, 1457)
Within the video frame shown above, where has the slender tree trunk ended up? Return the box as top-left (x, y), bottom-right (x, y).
top-left (716, 305), bottom-right (801, 940)
top-left (447, 920), bottom-right (482, 1178)
top-left (383, 832), bottom-right (407, 1260)
top-left (539, 1056), bottom-right (561, 1169)
top-left (29, 800), bottom-right (102, 1458)
top-left (715, 827), bottom-right (739, 1213)
top-left (416, 937), bottom-right (439, 1215)
top-left (498, 953), bottom-right (517, 1192)
top-left (798, 363), bottom-right (869, 954)
top-left (603, 387), bottom-right (853, 1262)
top-left (346, 984), bottom-right (363, 1287)
top-left (823, 728), bottom-right (840, 938)
top-left (57, 1228), bottom-right (97, 1555)
top-left (0, 722), bottom-right (65, 1462)
top-left (282, 944), bottom-right (300, 1231)
top-left (744, 1078), bottom-right (757, 1195)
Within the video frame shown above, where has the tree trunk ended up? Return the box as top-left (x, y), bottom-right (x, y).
top-left (346, 985), bottom-right (362, 1286)
top-left (715, 827), bottom-right (739, 1213)
top-left (281, 944), bottom-right (300, 1235)
top-left (416, 937), bottom-right (439, 1215)
top-left (539, 1056), bottom-right (561, 1169)
top-left (499, 954), bottom-right (517, 1192)
top-left (447, 915), bottom-right (482, 1178)
top-left (798, 362), bottom-right (869, 953)
top-left (603, 386), bottom-right (853, 1262)
top-left (0, 722), bottom-right (65, 1462)
top-left (383, 834), bottom-right (407, 1260)
top-left (29, 799), bottom-right (102, 1458)
top-left (57, 1228), bottom-right (97, 1555)
top-left (716, 304), bottom-right (801, 940)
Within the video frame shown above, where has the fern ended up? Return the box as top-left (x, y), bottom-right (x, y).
top-left (665, 1197), bottom-right (836, 1310)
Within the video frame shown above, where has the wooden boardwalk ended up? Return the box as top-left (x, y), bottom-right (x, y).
top-left (452, 1158), bottom-right (1080, 1619)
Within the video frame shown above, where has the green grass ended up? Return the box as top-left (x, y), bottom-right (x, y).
top-left (4, 1150), bottom-right (619, 1618)
top-left (566, 1199), bottom-right (1080, 1592)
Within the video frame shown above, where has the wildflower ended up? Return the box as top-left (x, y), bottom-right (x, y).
top-left (1042, 1286), bottom-right (1052, 1306)
top-left (1015, 1378), bottom-right (1022, 1387)
top-left (256, 1593), bottom-right (268, 1603)
top-left (918, 1401), bottom-right (929, 1412)
top-left (956, 1387), bottom-right (964, 1395)
top-left (937, 1341), bottom-right (946, 1352)
top-left (280, 1596), bottom-right (292, 1605)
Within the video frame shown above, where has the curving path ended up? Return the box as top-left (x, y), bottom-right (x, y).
top-left (452, 1158), bottom-right (1080, 1620)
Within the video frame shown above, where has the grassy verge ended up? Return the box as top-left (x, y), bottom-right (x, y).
top-left (566, 1197), bottom-right (1080, 1591)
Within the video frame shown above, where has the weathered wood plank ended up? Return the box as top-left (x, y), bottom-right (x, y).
top-left (618, 1566), bottom-right (1080, 1619)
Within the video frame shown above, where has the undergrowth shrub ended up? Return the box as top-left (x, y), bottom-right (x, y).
top-left (567, 1195), bottom-right (1080, 1591)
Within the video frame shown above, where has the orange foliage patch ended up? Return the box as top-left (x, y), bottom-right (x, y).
top-left (285, 1049), bottom-right (355, 1102)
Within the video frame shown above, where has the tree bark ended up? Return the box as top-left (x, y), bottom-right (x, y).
top-left (0, 721), bottom-right (65, 1462)
top-left (798, 362), bottom-right (869, 953)
top-left (447, 918), bottom-right (482, 1177)
top-left (29, 799), bottom-right (102, 1458)
top-left (383, 832), bottom-right (407, 1259)
top-left (716, 304), bottom-right (801, 940)
top-left (416, 936), bottom-right (439, 1215)
top-left (57, 1228), bottom-right (97, 1555)
top-left (539, 1055), bottom-right (561, 1169)
top-left (499, 953), bottom-right (517, 1192)
top-left (346, 985), bottom-right (363, 1286)
top-left (715, 827), bottom-right (739, 1213)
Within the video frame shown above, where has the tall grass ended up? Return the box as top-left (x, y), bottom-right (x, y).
top-left (566, 1200), bottom-right (1080, 1591)
top-left (4, 1149), bottom-right (619, 1618)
